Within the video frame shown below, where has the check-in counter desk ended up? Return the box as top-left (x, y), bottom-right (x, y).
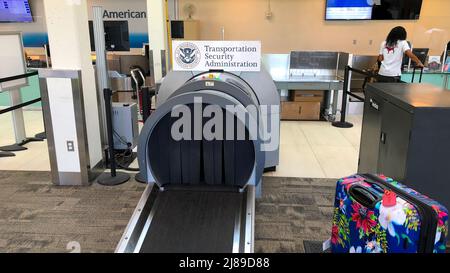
top-left (401, 70), bottom-right (450, 89)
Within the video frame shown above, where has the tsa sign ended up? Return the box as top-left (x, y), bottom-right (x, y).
top-left (172, 40), bottom-right (261, 72)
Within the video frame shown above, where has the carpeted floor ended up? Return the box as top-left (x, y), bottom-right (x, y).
top-left (255, 176), bottom-right (335, 253)
top-left (0, 171), bottom-right (336, 253)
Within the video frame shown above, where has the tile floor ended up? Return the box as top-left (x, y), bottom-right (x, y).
top-left (0, 110), bottom-right (363, 179)
top-left (0, 110), bottom-right (50, 171)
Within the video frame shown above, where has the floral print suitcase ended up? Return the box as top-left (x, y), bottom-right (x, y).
top-left (331, 174), bottom-right (448, 253)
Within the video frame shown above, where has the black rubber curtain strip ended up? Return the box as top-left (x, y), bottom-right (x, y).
top-left (181, 104), bottom-right (201, 185)
top-left (203, 109), bottom-right (223, 185)
top-left (147, 105), bottom-right (254, 187)
top-left (168, 116), bottom-right (182, 185)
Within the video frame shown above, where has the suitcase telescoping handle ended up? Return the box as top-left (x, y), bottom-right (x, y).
top-left (412, 66), bottom-right (424, 83)
top-left (348, 185), bottom-right (382, 209)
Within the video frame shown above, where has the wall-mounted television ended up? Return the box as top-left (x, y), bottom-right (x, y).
top-left (0, 0), bottom-right (33, 23)
top-left (325, 0), bottom-right (423, 21)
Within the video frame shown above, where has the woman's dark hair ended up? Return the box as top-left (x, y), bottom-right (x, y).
top-left (386, 26), bottom-right (407, 47)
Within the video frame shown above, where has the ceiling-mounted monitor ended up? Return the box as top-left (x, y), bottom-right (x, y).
top-left (325, 0), bottom-right (423, 21)
top-left (0, 0), bottom-right (33, 23)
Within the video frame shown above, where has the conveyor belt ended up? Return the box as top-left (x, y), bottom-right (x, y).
top-left (115, 184), bottom-right (255, 253)
top-left (133, 188), bottom-right (246, 253)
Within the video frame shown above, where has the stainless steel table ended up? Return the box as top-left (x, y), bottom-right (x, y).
top-left (271, 75), bottom-right (344, 121)
top-left (262, 52), bottom-right (348, 122)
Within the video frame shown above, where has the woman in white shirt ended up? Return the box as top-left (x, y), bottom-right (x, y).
top-left (378, 26), bottom-right (424, 82)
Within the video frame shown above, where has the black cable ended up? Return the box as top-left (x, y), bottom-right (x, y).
top-left (109, 126), bottom-right (140, 172)
top-left (112, 130), bottom-right (130, 146)
top-left (116, 163), bottom-right (140, 172)
top-left (112, 147), bottom-right (140, 172)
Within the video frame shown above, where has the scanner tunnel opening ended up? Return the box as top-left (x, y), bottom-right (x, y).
top-left (147, 103), bottom-right (255, 188)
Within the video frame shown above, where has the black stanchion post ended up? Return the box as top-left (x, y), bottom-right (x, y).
top-left (141, 86), bottom-right (150, 123)
top-left (97, 88), bottom-right (130, 186)
top-left (135, 86), bottom-right (151, 184)
top-left (332, 65), bottom-right (354, 128)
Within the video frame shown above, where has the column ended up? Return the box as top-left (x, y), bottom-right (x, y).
top-left (43, 0), bottom-right (103, 169)
top-left (147, 0), bottom-right (170, 82)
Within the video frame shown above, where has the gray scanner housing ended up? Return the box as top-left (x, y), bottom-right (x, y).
top-left (137, 69), bottom-right (280, 189)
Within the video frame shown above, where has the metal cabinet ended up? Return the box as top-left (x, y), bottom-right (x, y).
top-left (358, 91), bottom-right (384, 173)
top-left (359, 83), bottom-right (450, 239)
top-left (359, 89), bottom-right (413, 180)
top-left (377, 101), bottom-right (412, 180)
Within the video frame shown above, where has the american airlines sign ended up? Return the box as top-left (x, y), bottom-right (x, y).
top-left (103, 9), bottom-right (147, 19)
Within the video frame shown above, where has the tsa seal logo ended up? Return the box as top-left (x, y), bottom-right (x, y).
top-left (175, 42), bottom-right (201, 69)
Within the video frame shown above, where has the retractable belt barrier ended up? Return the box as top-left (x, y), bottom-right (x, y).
top-left (332, 65), bottom-right (381, 129)
top-left (0, 71), bottom-right (44, 157)
top-left (0, 71), bottom-right (38, 84)
top-left (0, 97), bottom-right (41, 115)
top-left (332, 65), bottom-right (424, 129)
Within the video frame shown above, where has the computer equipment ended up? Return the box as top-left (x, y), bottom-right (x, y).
top-left (412, 48), bottom-right (429, 65)
top-left (403, 47), bottom-right (429, 69)
top-left (89, 20), bottom-right (130, 52)
top-left (112, 103), bottom-right (139, 150)
top-left (171, 20), bottom-right (185, 39)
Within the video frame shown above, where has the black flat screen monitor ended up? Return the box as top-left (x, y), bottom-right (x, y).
top-left (412, 48), bottom-right (429, 65)
top-left (171, 20), bottom-right (185, 39)
top-left (89, 20), bottom-right (130, 52)
top-left (402, 48), bottom-right (429, 69)
top-left (325, 0), bottom-right (423, 20)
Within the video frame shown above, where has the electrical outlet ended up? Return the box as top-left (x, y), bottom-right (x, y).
top-left (66, 141), bottom-right (75, 152)
top-left (353, 40), bottom-right (357, 45)
top-left (369, 39), bottom-right (373, 45)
